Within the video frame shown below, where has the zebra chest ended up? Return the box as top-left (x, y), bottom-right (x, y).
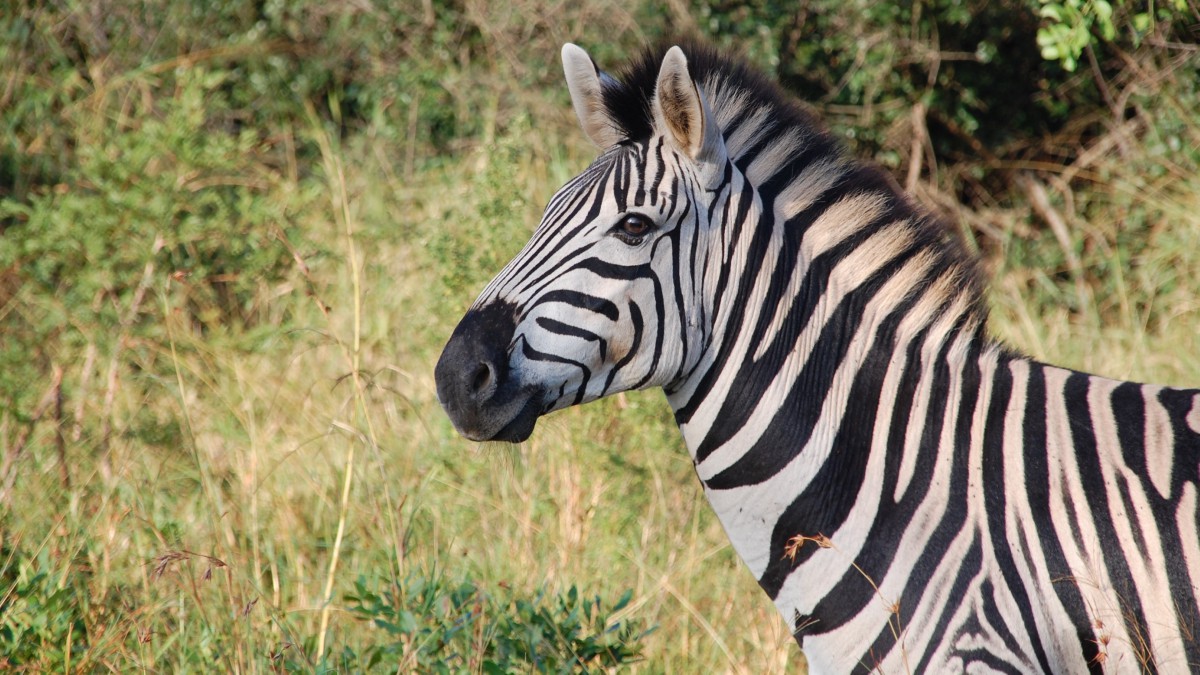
top-left (787, 547), bottom-right (1091, 674)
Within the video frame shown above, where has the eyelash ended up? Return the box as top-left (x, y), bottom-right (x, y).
top-left (611, 213), bottom-right (656, 245)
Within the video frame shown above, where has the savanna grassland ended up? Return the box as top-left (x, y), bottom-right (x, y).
top-left (1, 1), bottom-right (1198, 672)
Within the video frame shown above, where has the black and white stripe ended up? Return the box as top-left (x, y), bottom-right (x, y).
top-left (435, 42), bottom-right (1200, 672)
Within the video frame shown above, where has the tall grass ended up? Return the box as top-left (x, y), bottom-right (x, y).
top-left (0, 64), bottom-right (795, 671)
top-left (2, 2), bottom-right (1198, 672)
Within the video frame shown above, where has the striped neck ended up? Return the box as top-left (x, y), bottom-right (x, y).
top-left (661, 124), bottom-right (993, 630)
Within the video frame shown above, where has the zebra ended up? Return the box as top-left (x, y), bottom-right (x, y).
top-left (434, 42), bottom-right (1200, 673)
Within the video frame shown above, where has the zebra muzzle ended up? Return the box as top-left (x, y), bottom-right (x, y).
top-left (435, 301), bottom-right (541, 443)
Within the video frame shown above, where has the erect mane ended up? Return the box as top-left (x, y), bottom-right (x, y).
top-left (597, 41), bottom-right (992, 333)
top-left (598, 41), bottom-right (827, 162)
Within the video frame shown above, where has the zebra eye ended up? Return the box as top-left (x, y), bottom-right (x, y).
top-left (613, 213), bottom-right (655, 243)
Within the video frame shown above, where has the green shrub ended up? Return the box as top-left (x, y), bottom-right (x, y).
top-left (344, 573), bottom-right (650, 673)
top-left (693, 0), bottom-right (1196, 171)
top-left (0, 546), bottom-right (89, 670)
top-left (1036, 0), bottom-right (1192, 71)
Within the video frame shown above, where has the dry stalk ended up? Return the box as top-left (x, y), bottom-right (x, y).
top-left (1016, 174), bottom-right (1091, 317)
top-left (300, 99), bottom-right (404, 661)
top-left (906, 101), bottom-right (929, 194)
top-left (1, 365), bottom-right (64, 503)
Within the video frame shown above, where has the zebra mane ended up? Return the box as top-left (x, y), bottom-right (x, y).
top-left (598, 41), bottom-right (821, 153)
top-left (599, 41), bottom-right (993, 334)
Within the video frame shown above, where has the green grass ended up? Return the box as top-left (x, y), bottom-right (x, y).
top-left (2, 3), bottom-right (1199, 672)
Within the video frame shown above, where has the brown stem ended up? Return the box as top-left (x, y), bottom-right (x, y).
top-left (1, 367), bottom-right (65, 504)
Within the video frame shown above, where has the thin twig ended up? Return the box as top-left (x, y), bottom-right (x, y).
top-left (1016, 173), bottom-right (1091, 316)
top-left (906, 101), bottom-right (928, 194)
top-left (54, 366), bottom-right (68, 490)
top-left (1, 366), bottom-right (64, 503)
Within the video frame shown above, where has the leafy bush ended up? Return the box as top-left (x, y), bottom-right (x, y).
top-left (694, 0), bottom-right (1196, 172)
top-left (0, 546), bottom-right (89, 670)
top-left (344, 574), bottom-right (650, 673)
top-left (1036, 0), bottom-right (1192, 71)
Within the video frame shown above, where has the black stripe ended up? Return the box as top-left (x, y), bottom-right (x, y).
top-left (981, 353), bottom-right (1056, 673)
top-left (1112, 382), bottom-right (1148, 476)
top-left (603, 301), bottom-right (643, 394)
top-left (534, 316), bottom-right (607, 361)
top-left (518, 337), bottom-right (590, 406)
top-left (529, 289), bottom-right (619, 321)
top-left (1022, 364), bottom-right (1103, 671)
top-left (648, 137), bottom-right (666, 204)
top-left (613, 150), bottom-right (629, 211)
top-left (1063, 372), bottom-right (1154, 672)
top-left (1115, 473), bottom-right (1150, 559)
top-left (567, 257), bottom-right (651, 281)
top-left (664, 208), bottom-right (690, 387)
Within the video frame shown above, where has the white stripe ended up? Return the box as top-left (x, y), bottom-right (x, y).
top-left (724, 105), bottom-right (772, 159)
top-left (1144, 385), bottom-right (1177, 500)
top-left (696, 228), bottom-right (921, 482)
top-left (1089, 376), bottom-right (1190, 671)
top-left (746, 127), bottom-right (809, 184)
top-left (706, 252), bottom-right (934, 580)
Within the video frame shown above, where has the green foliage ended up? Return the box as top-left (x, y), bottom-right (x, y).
top-left (1037, 0), bottom-right (1191, 70)
top-left (693, 0), bottom-right (1196, 177)
top-left (344, 574), bottom-right (649, 673)
top-left (1, 66), bottom-right (301, 322)
top-left (0, 547), bottom-right (89, 670)
top-left (1037, 0), bottom-right (1117, 71)
top-left (696, 0), bottom-right (1056, 157)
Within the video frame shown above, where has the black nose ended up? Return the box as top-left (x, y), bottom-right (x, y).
top-left (436, 305), bottom-right (512, 405)
top-left (435, 301), bottom-right (523, 439)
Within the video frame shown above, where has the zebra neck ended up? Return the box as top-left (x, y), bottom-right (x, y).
top-left (664, 191), bottom-right (991, 578)
top-left (671, 320), bottom-right (1000, 667)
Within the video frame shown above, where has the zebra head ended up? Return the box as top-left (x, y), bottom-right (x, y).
top-left (436, 44), bottom-right (734, 442)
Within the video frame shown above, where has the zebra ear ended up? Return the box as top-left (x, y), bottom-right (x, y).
top-left (561, 43), bottom-right (624, 149)
top-left (653, 46), bottom-right (724, 164)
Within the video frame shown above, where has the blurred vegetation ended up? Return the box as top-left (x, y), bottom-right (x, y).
top-left (0, 0), bottom-right (1197, 671)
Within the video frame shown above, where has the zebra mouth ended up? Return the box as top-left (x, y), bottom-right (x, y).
top-left (486, 394), bottom-right (542, 443)
top-left (437, 300), bottom-right (548, 443)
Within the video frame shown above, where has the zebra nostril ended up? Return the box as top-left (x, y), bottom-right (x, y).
top-left (470, 362), bottom-right (494, 395)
